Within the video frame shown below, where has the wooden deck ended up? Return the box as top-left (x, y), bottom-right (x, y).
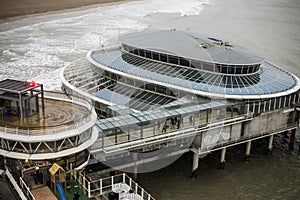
top-left (31, 186), bottom-right (58, 200)
top-left (0, 98), bottom-right (90, 130)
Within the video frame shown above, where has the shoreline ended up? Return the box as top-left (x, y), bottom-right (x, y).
top-left (0, 0), bottom-right (137, 24)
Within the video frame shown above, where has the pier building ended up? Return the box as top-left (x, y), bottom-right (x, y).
top-left (0, 29), bottom-right (299, 199)
top-left (61, 29), bottom-right (300, 177)
top-left (0, 79), bottom-right (153, 199)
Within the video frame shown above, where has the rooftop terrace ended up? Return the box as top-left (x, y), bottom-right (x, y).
top-left (0, 91), bottom-right (92, 137)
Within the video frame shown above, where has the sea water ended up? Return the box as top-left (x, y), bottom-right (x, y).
top-left (0, 0), bottom-right (210, 90)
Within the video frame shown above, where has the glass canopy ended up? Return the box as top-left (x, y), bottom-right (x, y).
top-left (90, 49), bottom-right (298, 98)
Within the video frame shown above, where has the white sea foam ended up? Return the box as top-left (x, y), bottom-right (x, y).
top-left (0, 0), bottom-right (210, 90)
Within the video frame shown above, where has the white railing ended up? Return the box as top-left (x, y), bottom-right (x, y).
top-left (19, 177), bottom-right (36, 200)
top-left (97, 112), bottom-right (254, 152)
top-left (43, 90), bottom-right (94, 111)
top-left (75, 173), bottom-right (155, 200)
top-left (5, 168), bottom-right (28, 200)
top-left (199, 122), bottom-right (298, 154)
top-left (0, 117), bottom-right (92, 136)
top-left (0, 91), bottom-right (96, 136)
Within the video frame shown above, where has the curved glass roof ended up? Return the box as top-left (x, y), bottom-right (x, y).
top-left (119, 29), bottom-right (264, 65)
top-left (89, 49), bottom-right (299, 99)
top-left (96, 100), bottom-right (228, 131)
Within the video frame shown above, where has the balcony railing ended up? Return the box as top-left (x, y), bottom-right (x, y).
top-left (0, 91), bottom-right (96, 136)
top-left (74, 172), bottom-right (155, 200)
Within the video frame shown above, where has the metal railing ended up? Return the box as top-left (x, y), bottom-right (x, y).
top-left (19, 177), bottom-right (36, 200)
top-left (197, 122), bottom-right (298, 154)
top-left (0, 91), bottom-right (97, 136)
top-left (75, 173), bottom-right (155, 200)
top-left (94, 111), bottom-right (253, 152)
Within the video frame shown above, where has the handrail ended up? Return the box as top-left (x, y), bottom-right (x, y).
top-left (0, 116), bottom-right (93, 136)
top-left (77, 172), bottom-right (155, 200)
top-left (19, 177), bottom-right (36, 200)
top-left (0, 91), bottom-right (96, 136)
top-left (208, 122), bottom-right (298, 150)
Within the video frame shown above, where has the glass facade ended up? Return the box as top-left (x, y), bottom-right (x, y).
top-left (61, 44), bottom-right (300, 154)
top-left (94, 90), bottom-right (300, 148)
top-left (122, 44), bottom-right (260, 75)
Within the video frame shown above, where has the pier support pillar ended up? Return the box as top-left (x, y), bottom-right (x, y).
top-left (245, 141), bottom-right (251, 161)
top-left (268, 135), bottom-right (274, 155)
top-left (191, 152), bottom-right (199, 179)
top-left (289, 129), bottom-right (296, 151)
top-left (219, 148), bottom-right (226, 169)
top-left (132, 152), bottom-right (138, 180)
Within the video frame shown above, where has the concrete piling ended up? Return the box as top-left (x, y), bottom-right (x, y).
top-left (289, 129), bottom-right (296, 151)
top-left (191, 152), bottom-right (199, 179)
top-left (268, 135), bottom-right (274, 155)
top-left (132, 152), bottom-right (138, 180)
top-left (219, 148), bottom-right (226, 169)
top-left (245, 141), bottom-right (251, 161)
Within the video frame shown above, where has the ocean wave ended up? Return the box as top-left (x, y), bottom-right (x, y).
top-left (0, 0), bottom-right (210, 89)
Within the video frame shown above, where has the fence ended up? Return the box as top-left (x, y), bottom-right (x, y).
top-left (0, 91), bottom-right (96, 136)
top-left (19, 177), bottom-right (36, 200)
top-left (76, 172), bottom-right (155, 200)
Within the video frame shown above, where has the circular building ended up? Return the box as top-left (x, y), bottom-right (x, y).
top-left (61, 29), bottom-right (300, 159)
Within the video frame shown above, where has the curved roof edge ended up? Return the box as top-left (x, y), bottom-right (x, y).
top-left (119, 29), bottom-right (265, 66)
top-left (60, 63), bottom-right (114, 106)
top-left (87, 51), bottom-right (300, 100)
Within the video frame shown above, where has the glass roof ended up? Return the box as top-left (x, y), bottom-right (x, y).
top-left (95, 83), bottom-right (175, 111)
top-left (0, 79), bottom-right (41, 93)
top-left (90, 49), bottom-right (299, 99)
top-left (96, 100), bottom-right (229, 131)
top-left (63, 60), bottom-right (176, 111)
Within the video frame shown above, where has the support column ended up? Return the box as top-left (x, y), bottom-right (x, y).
top-left (245, 141), bottom-right (251, 161)
top-left (19, 93), bottom-right (23, 120)
top-left (41, 84), bottom-right (45, 113)
top-left (289, 129), bottom-right (296, 151)
top-left (132, 152), bottom-right (138, 180)
top-left (268, 135), bottom-right (274, 155)
top-left (219, 148), bottom-right (226, 169)
top-left (191, 152), bottom-right (199, 179)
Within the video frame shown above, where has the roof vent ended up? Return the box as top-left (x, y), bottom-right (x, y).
top-left (198, 43), bottom-right (210, 49)
top-left (224, 41), bottom-right (232, 47)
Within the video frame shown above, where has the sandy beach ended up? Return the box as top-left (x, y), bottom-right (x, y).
top-left (0, 0), bottom-right (135, 23)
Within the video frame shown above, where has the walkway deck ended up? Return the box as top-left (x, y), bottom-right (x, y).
top-left (31, 186), bottom-right (57, 200)
top-left (56, 183), bottom-right (89, 200)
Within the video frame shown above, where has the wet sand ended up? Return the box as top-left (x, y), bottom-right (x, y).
top-left (0, 0), bottom-right (135, 23)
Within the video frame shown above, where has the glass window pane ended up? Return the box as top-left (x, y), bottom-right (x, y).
top-left (145, 50), bottom-right (151, 59)
top-left (153, 52), bottom-right (159, 60)
top-left (180, 58), bottom-right (190, 67)
top-left (168, 55), bottom-right (178, 65)
top-left (203, 62), bottom-right (214, 72)
top-left (191, 60), bottom-right (202, 69)
top-left (139, 49), bottom-right (145, 57)
top-left (160, 54), bottom-right (167, 62)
